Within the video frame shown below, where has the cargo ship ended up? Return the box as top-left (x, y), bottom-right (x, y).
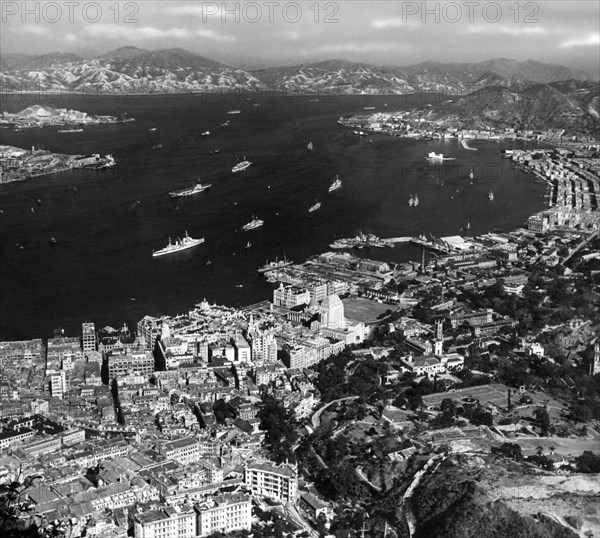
top-left (328, 174), bottom-right (342, 192)
top-left (242, 216), bottom-right (264, 231)
top-left (169, 182), bottom-right (212, 198)
top-left (232, 160), bottom-right (252, 173)
top-left (152, 232), bottom-right (204, 257)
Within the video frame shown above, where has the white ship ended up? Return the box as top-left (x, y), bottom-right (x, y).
top-left (232, 160), bottom-right (252, 173)
top-left (428, 152), bottom-right (444, 160)
top-left (242, 216), bottom-right (264, 231)
top-left (169, 182), bottom-right (212, 198)
top-left (153, 232), bottom-right (204, 257)
top-left (308, 201), bottom-right (321, 213)
top-left (328, 174), bottom-right (342, 193)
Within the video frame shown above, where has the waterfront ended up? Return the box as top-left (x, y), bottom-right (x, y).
top-left (0, 93), bottom-right (547, 339)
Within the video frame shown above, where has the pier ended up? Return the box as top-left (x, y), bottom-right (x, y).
top-left (461, 139), bottom-right (478, 151)
top-left (383, 236), bottom-right (412, 244)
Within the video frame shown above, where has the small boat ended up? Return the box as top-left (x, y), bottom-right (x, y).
top-left (489, 190), bottom-right (495, 201)
top-left (201, 131), bottom-right (210, 137)
top-left (408, 195), bottom-right (414, 207)
top-left (414, 194), bottom-right (419, 207)
top-left (306, 141), bottom-right (314, 151)
top-left (50, 237), bottom-right (56, 244)
top-left (228, 110), bottom-right (241, 115)
top-left (152, 144), bottom-right (163, 150)
top-left (220, 120), bottom-right (230, 127)
top-left (364, 106), bottom-right (375, 110)
top-left (57, 128), bottom-right (83, 133)
top-left (73, 185), bottom-right (78, 193)
top-left (206, 260), bottom-right (212, 266)
top-left (253, 103), bottom-right (262, 107)
top-left (235, 284), bottom-right (244, 288)
top-left (148, 127), bottom-right (157, 132)
top-left (308, 201), bottom-right (321, 213)
top-left (246, 241), bottom-right (252, 249)
top-left (30, 207), bottom-right (35, 213)
top-left (428, 152), bottom-right (444, 160)
top-left (36, 199), bottom-right (42, 205)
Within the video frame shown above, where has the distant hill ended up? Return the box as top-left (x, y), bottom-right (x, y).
top-left (420, 81), bottom-right (600, 137)
top-left (0, 47), bottom-right (596, 95)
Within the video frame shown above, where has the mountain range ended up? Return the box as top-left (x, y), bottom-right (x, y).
top-left (0, 46), bottom-right (596, 95)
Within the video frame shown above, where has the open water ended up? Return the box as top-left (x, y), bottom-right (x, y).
top-left (0, 92), bottom-right (547, 339)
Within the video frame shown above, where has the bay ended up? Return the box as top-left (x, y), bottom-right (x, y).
top-left (0, 92), bottom-right (546, 339)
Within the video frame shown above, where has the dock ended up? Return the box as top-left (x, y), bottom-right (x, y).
top-left (461, 139), bottom-right (477, 151)
top-left (383, 237), bottom-right (412, 243)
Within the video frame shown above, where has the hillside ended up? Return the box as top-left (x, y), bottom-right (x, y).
top-left (407, 454), bottom-right (599, 538)
top-left (420, 81), bottom-right (600, 137)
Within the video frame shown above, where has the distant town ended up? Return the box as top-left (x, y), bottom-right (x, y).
top-left (1, 105), bottom-right (134, 130)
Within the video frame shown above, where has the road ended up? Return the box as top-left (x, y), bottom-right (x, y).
top-left (310, 396), bottom-right (359, 429)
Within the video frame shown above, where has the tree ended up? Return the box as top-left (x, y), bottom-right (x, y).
top-left (575, 451), bottom-right (600, 473)
top-left (534, 407), bottom-right (551, 436)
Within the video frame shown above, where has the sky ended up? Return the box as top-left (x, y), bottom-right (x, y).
top-left (1, 1), bottom-right (599, 74)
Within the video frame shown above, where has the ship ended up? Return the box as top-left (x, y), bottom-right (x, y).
top-left (152, 231), bottom-right (204, 257)
top-left (232, 160), bottom-right (252, 173)
top-left (364, 106), bottom-right (375, 110)
top-left (328, 174), bottom-right (342, 193)
top-left (308, 201), bottom-right (321, 213)
top-left (148, 127), bottom-right (157, 132)
top-left (258, 256), bottom-right (293, 273)
top-left (242, 216), bottom-right (264, 231)
top-left (57, 128), bottom-right (83, 133)
top-left (246, 241), bottom-right (252, 249)
top-left (220, 120), bottom-right (230, 127)
top-left (169, 182), bottom-right (212, 198)
top-left (427, 152), bottom-right (444, 160)
top-left (413, 194), bottom-right (419, 207)
top-left (408, 195), bottom-right (414, 207)
top-left (306, 141), bottom-right (314, 151)
top-left (489, 190), bottom-right (495, 201)
top-left (201, 131), bottom-right (210, 136)
top-left (228, 110), bottom-right (241, 114)
top-left (329, 233), bottom-right (392, 249)
top-left (469, 168), bottom-right (474, 185)
top-left (152, 144), bottom-right (163, 150)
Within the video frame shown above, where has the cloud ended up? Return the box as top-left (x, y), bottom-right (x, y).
top-left (64, 33), bottom-right (78, 42)
top-left (318, 41), bottom-right (409, 54)
top-left (196, 29), bottom-right (235, 43)
top-left (165, 4), bottom-right (223, 17)
top-left (21, 25), bottom-right (50, 36)
top-left (85, 26), bottom-right (192, 40)
top-left (371, 18), bottom-right (409, 30)
top-left (467, 25), bottom-right (546, 36)
top-left (559, 33), bottom-right (600, 48)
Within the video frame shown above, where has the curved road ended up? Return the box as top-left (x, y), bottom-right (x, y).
top-left (310, 396), bottom-right (359, 429)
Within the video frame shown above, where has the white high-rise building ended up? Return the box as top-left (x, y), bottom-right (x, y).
top-left (319, 294), bottom-right (345, 329)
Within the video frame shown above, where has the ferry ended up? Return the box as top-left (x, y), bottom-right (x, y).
top-left (228, 110), bottom-right (241, 114)
top-left (308, 201), bottom-right (321, 213)
top-left (169, 182), bottom-right (212, 198)
top-left (242, 216), bottom-right (264, 231)
top-left (232, 160), bottom-right (252, 173)
top-left (328, 174), bottom-right (342, 193)
top-left (58, 128), bottom-right (83, 133)
top-left (258, 257), bottom-right (293, 273)
top-left (152, 231), bottom-right (205, 257)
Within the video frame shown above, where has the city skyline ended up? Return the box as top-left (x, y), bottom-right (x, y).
top-left (1, 1), bottom-right (599, 75)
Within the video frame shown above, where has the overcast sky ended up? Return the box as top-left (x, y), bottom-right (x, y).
top-left (2, 1), bottom-right (599, 74)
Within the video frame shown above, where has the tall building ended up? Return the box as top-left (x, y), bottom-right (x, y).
top-left (319, 295), bottom-right (345, 329)
top-left (107, 349), bottom-right (154, 378)
top-left (244, 461), bottom-right (298, 503)
top-left (590, 342), bottom-right (600, 376)
top-left (195, 494), bottom-right (252, 537)
top-left (82, 322), bottom-right (96, 352)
